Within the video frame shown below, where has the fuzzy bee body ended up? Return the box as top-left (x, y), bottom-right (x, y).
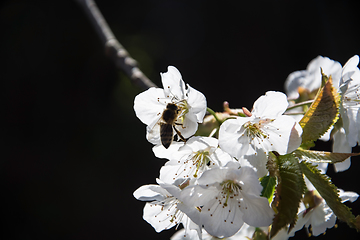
top-left (160, 123), bottom-right (174, 149)
top-left (159, 103), bottom-right (185, 148)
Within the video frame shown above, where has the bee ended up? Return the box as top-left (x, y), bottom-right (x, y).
top-left (159, 103), bottom-right (186, 149)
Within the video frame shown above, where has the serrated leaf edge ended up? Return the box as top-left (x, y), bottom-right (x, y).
top-left (299, 161), bottom-right (359, 231)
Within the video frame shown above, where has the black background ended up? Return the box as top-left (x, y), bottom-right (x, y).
top-left (2, 0), bottom-right (360, 239)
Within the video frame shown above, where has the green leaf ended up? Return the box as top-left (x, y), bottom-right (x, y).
top-left (299, 76), bottom-right (340, 146)
top-left (299, 161), bottom-right (360, 230)
top-left (260, 175), bottom-right (276, 204)
top-left (294, 149), bottom-right (360, 164)
top-left (270, 153), bottom-right (305, 238)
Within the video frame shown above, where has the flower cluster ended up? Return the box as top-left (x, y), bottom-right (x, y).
top-left (133, 58), bottom-right (360, 239)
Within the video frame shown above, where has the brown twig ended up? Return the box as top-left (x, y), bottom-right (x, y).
top-left (75, 0), bottom-right (157, 90)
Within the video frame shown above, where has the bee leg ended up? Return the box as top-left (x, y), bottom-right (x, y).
top-left (174, 122), bottom-right (185, 129)
top-left (173, 125), bottom-right (186, 142)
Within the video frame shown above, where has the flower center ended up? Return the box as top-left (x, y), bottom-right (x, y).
top-left (175, 100), bottom-right (189, 122)
top-left (243, 118), bottom-right (273, 140)
top-left (220, 180), bottom-right (242, 207)
top-left (190, 149), bottom-right (211, 178)
top-left (343, 86), bottom-right (360, 108)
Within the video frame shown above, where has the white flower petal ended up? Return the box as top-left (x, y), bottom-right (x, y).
top-left (308, 203), bottom-right (336, 236)
top-left (212, 148), bottom-right (236, 167)
top-left (338, 189), bottom-right (359, 203)
top-left (184, 136), bottom-right (218, 151)
top-left (180, 185), bottom-right (219, 208)
top-left (290, 208), bottom-right (312, 234)
top-left (244, 146), bottom-right (268, 178)
top-left (157, 178), bottom-right (183, 198)
top-left (333, 128), bottom-right (352, 172)
top-left (134, 87), bottom-right (166, 127)
top-left (237, 166), bottom-right (263, 196)
top-left (285, 70), bottom-right (309, 99)
top-left (241, 192), bottom-right (274, 227)
top-left (133, 184), bottom-right (169, 201)
top-left (339, 55), bottom-right (360, 147)
top-left (200, 197), bottom-right (244, 238)
top-left (143, 201), bottom-right (177, 232)
top-left (146, 124), bottom-right (161, 145)
top-left (161, 66), bottom-right (186, 100)
top-left (306, 56), bottom-right (342, 89)
top-left (252, 91), bottom-right (288, 118)
top-left (340, 55), bottom-right (360, 86)
top-left (285, 56), bottom-right (342, 99)
top-left (196, 167), bottom-right (230, 186)
top-left (160, 162), bottom-right (201, 183)
top-left (341, 105), bottom-right (360, 147)
top-left (287, 121), bottom-right (303, 152)
top-left (181, 116), bottom-right (199, 139)
top-left (152, 141), bottom-right (184, 160)
top-left (218, 117), bottom-right (251, 159)
top-left (176, 203), bottom-right (202, 231)
top-left (186, 84), bottom-right (207, 123)
top-left (263, 116), bottom-right (301, 154)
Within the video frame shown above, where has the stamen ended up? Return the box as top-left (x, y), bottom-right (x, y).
top-left (220, 180), bottom-right (242, 207)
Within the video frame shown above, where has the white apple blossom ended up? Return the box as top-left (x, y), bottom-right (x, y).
top-left (177, 162), bottom-right (274, 238)
top-left (285, 56), bottom-right (342, 99)
top-left (283, 55), bottom-right (357, 172)
top-left (270, 187), bottom-right (358, 240)
top-left (158, 136), bottom-right (236, 183)
top-left (339, 55), bottom-right (360, 147)
top-left (218, 91), bottom-right (302, 177)
top-left (133, 178), bottom-right (201, 236)
top-left (271, 177), bottom-right (359, 239)
top-left (133, 66), bottom-right (207, 148)
top-left (290, 188), bottom-right (358, 237)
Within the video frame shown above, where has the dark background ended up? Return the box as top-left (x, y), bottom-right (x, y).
top-left (2, 0), bottom-right (360, 239)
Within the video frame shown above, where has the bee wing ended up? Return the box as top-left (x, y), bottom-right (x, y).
top-left (146, 116), bottom-right (164, 145)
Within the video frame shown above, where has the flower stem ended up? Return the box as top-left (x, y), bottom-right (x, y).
top-left (286, 100), bottom-right (314, 111)
top-left (207, 107), bottom-right (222, 125)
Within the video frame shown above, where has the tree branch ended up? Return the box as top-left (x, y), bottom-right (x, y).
top-left (75, 0), bottom-right (157, 90)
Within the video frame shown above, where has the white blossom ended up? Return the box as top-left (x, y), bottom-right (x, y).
top-left (134, 66), bottom-right (207, 148)
top-left (218, 91), bottom-right (302, 177)
top-left (158, 136), bottom-right (236, 183)
top-left (133, 178), bottom-right (200, 235)
top-left (290, 188), bottom-right (358, 237)
top-left (177, 162), bottom-right (274, 238)
top-left (284, 56), bottom-right (342, 141)
top-left (283, 55), bottom-right (358, 172)
top-left (285, 56), bottom-right (342, 99)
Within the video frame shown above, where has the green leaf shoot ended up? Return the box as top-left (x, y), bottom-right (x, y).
top-left (299, 76), bottom-right (340, 147)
